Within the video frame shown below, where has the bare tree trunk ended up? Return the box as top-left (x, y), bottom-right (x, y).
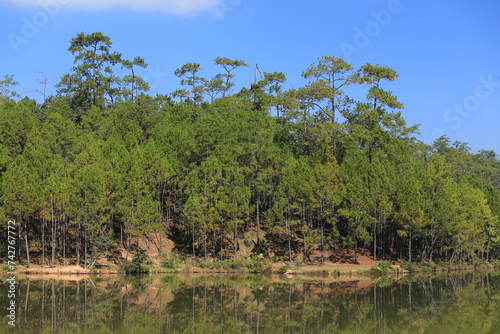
top-left (51, 200), bottom-right (56, 268)
top-left (76, 222), bottom-right (80, 267)
top-left (355, 241), bottom-right (358, 264)
top-left (23, 217), bottom-right (30, 267)
top-left (62, 220), bottom-right (66, 265)
top-left (234, 227), bottom-right (238, 259)
top-left (84, 225), bottom-right (88, 266)
top-left (373, 220), bottom-right (377, 262)
top-left (409, 227), bottom-right (412, 262)
top-left (192, 224), bottom-right (195, 259)
top-left (204, 233), bottom-right (207, 262)
top-left (256, 198), bottom-right (260, 246)
top-left (42, 218), bottom-right (46, 267)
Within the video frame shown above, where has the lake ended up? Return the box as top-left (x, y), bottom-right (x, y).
top-left (1, 272), bottom-right (500, 333)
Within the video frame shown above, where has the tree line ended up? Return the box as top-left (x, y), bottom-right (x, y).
top-left (1, 32), bottom-right (499, 267)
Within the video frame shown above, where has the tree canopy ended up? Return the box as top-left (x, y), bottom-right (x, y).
top-left (1, 32), bottom-right (499, 267)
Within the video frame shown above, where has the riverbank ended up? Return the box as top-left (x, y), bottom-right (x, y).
top-left (7, 262), bottom-right (377, 277)
top-left (3, 261), bottom-right (499, 278)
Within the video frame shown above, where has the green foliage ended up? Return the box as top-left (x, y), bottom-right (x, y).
top-left (193, 257), bottom-right (267, 273)
top-left (0, 74), bottom-right (21, 100)
top-left (422, 262), bottom-right (437, 272)
top-left (278, 263), bottom-right (291, 274)
top-left (161, 253), bottom-right (183, 269)
top-left (400, 260), bottom-right (419, 273)
top-left (369, 261), bottom-right (393, 275)
top-left (2, 262), bottom-right (17, 272)
top-left (374, 276), bottom-right (394, 287)
top-left (1, 34), bottom-right (499, 270)
top-left (56, 32), bottom-right (148, 121)
top-left (124, 251), bottom-right (150, 274)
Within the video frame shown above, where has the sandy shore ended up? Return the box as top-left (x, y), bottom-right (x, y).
top-left (4, 262), bottom-right (379, 277)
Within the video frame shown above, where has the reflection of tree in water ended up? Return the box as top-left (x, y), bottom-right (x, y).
top-left (2, 273), bottom-right (500, 333)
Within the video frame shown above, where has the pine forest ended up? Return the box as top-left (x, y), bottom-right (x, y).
top-left (1, 32), bottom-right (499, 270)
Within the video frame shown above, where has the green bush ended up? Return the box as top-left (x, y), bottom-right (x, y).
top-left (248, 257), bottom-right (264, 272)
top-left (370, 260), bottom-right (393, 275)
top-left (278, 264), bottom-right (291, 274)
top-left (400, 260), bottom-right (419, 272)
top-left (491, 259), bottom-right (500, 269)
top-left (422, 262), bottom-right (437, 272)
top-left (161, 253), bottom-right (183, 269)
top-left (2, 262), bottom-right (17, 272)
top-left (271, 255), bottom-right (285, 262)
top-left (226, 258), bottom-right (245, 269)
top-left (125, 250), bottom-right (150, 274)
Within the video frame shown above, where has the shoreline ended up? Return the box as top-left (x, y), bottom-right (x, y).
top-left (5, 263), bottom-right (377, 277)
top-left (4, 262), bottom-right (498, 278)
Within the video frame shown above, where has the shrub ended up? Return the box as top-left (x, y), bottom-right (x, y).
top-left (161, 253), bottom-right (183, 269)
top-left (400, 260), bottom-right (419, 273)
top-left (370, 260), bottom-right (392, 275)
top-left (491, 259), bottom-right (500, 269)
top-left (278, 264), bottom-right (291, 274)
top-left (2, 262), bottom-right (17, 272)
top-left (125, 250), bottom-right (150, 274)
top-left (422, 262), bottom-right (437, 272)
top-left (248, 257), bottom-right (264, 273)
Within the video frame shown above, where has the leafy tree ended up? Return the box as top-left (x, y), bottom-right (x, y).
top-left (264, 72), bottom-right (287, 117)
top-left (204, 57), bottom-right (248, 100)
top-left (302, 56), bottom-right (354, 156)
top-left (69, 140), bottom-right (111, 266)
top-left (0, 98), bottom-right (37, 156)
top-left (57, 32), bottom-right (123, 116)
top-left (338, 145), bottom-right (375, 263)
top-left (1, 154), bottom-right (40, 267)
top-left (393, 147), bottom-right (426, 262)
top-left (0, 74), bottom-right (21, 100)
top-left (57, 32), bottom-right (147, 121)
top-left (121, 56), bottom-right (150, 101)
top-left (174, 62), bottom-right (204, 104)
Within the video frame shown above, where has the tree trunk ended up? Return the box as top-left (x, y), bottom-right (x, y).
top-left (212, 230), bottom-right (217, 259)
top-left (204, 233), bottom-right (207, 262)
top-left (256, 198), bottom-right (260, 246)
top-left (234, 227), bottom-right (238, 259)
top-left (51, 215), bottom-right (56, 268)
top-left (23, 217), bottom-right (30, 267)
top-left (355, 241), bottom-right (358, 264)
top-left (192, 224), bottom-right (195, 259)
top-left (84, 226), bottom-right (88, 266)
top-left (120, 223), bottom-right (124, 248)
top-left (321, 221), bottom-right (325, 265)
top-left (62, 220), bottom-right (66, 266)
top-left (373, 221), bottom-right (377, 261)
top-left (220, 224), bottom-right (224, 261)
top-left (90, 230), bottom-right (95, 267)
top-left (303, 230), bottom-right (307, 264)
top-left (50, 199), bottom-right (56, 268)
top-left (76, 222), bottom-right (80, 267)
top-left (288, 223), bottom-right (293, 265)
top-left (42, 218), bottom-right (46, 267)
top-left (409, 227), bottom-right (412, 262)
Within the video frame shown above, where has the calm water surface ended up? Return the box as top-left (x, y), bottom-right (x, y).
top-left (1, 272), bottom-right (500, 333)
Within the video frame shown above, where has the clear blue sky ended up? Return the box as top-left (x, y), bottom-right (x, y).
top-left (1, 0), bottom-right (499, 153)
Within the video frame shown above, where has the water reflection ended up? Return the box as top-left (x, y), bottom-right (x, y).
top-left (1, 273), bottom-right (500, 333)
